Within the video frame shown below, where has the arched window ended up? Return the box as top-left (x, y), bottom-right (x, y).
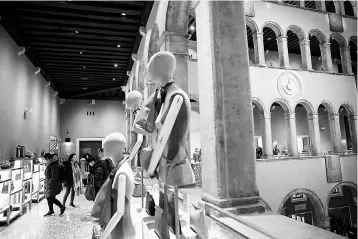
top-left (286, 27), bottom-right (304, 70)
top-left (344, 1), bottom-right (355, 17)
top-left (246, 26), bottom-right (255, 64)
top-left (318, 104), bottom-right (333, 153)
top-left (330, 36), bottom-right (345, 73)
top-left (325, 1), bottom-right (336, 13)
top-left (263, 27), bottom-right (279, 67)
top-left (349, 38), bottom-right (357, 76)
top-left (304, 1), bottom-right (317, 10)
top-left (188, 15), bottom-right (196, 41)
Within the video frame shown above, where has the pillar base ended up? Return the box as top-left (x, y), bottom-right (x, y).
top-left (202, 193), bottom-right (270, 215)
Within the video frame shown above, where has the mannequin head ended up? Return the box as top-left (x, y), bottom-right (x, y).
top-left (147, 51), bottom-right (176, 86)
top-left (126, 90), bottom-right (142, 110)
top-left (103, 132), bottom-right (126, 165)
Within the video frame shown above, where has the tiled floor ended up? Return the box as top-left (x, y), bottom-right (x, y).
top-left (0, 191), bottom-right (143, 239)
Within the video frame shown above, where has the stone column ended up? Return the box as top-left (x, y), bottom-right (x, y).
top-left (260, 113), bottom-right (273, 158)
top-left (307, 114), bottom-right (321, 155)
top-left (348, 115), bottom-right (357, 153)
top-left (333, 0), bottom-right (341, 14)
top-left (196, 1), bottom-right (266, 211)
top-left (157, 31), bottom-right (191, 161)
top-left (277, 36), bottom-right (290, 69)
top-left (299, 0), bottom-right (305, 8)
top-left (285, 113), bottom-right (299, 157)
top-left (339, 1), bottom-right (346, 15)
top-left (253, 32), bottom-right (267, 66)
top-left (320, 43), bottom-right (334, 72)
top-left (322, 217), bottom-right (331, 231)
top-left (328, 114), bottom-right (343, 153)
top-left (341, 46), bottom-right (353, 75)
top-left (300, 39), bottom-right (313, 71)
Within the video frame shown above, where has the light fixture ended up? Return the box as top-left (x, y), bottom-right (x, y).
top-left (114, 64), bottom-right (118, 67)
top-left (117, 44), bottom-right (121, 47)
top-left (271, 105), bottom-right (276, 110)
top-left (80, 51), bottom-right (82, 54)
top-left (54, 92), bottom-right (58, 96)
top-left (267, 37), bottom-right (271, 40)
top-left (83, 66), bottom-right (86, 68)
top-left (321, 127), bottom-right (325, 130)
top-left (46, 82), bottom-right (51, 87)
top-left (83, 87), bottom-right (87, 90)
top-left (113, 78), bottom-right (116, 81)
top-left (189, 25), bottom-right (195, 31)
top-left (121, 13), bottom-right (126, 16)
top-left (265, 50), bottom-right (269, 54)
top-left (75, 30), bottom-right (79, 34)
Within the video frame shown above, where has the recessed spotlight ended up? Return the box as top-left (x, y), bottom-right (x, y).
top-left (121, 13), bottom-right (126, 16)
top-left (83, 66), bottom-right (86, 68)
top-left (117, 44), bottom-right (121, 48)
top-left (189, 25), bottom-right (195, 31)
top-left (83, 87), bottom-right (87, 90)
top-left (113, 78), bottom-right (116, 81)
top-left (80, 51), bottom-right (82, 54)
top-left (75, 31), bottom-right (78, 34)
top-left (114, 64), bottom-right (118, 67)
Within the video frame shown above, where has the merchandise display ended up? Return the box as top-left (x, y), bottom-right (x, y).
top-left (0, 179), bottom-right (11, 214)
top-left (11, 168), bottom-right (23, 194)
top-left (22, 159), bottom-right (33, 206)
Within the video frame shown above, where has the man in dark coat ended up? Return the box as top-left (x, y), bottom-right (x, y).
top-left (44, 153), bottom-right (66, 217)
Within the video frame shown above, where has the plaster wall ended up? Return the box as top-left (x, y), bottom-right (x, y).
top-left (59, 99), bottom-right (126, 159)
top-left (256, 155), bottom-right (357, 214)
top-left (0, 26), bottom-right (60, 162)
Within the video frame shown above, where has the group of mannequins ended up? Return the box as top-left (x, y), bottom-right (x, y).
top-left (91, 51), bottom-right (195, 239)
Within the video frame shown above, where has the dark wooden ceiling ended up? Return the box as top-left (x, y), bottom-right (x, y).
top-left (0, 1), bottom-right (154, 100)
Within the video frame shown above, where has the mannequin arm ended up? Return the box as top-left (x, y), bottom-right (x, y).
top-left (146, 95), bottom-right (183, 176)
top-left (99, 173), bottom-right (126, 239)
top-left (127, 134), bottom-right (143, 162)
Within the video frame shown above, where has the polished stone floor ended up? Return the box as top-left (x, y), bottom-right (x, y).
top-left (0, 190), bottom-right (143, 239)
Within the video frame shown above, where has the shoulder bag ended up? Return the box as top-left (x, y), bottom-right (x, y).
top-left (85, 174), bottom-right (96, 201)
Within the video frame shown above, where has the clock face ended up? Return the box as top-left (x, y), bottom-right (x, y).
top-left (277, 72), bottom-right (301, 102)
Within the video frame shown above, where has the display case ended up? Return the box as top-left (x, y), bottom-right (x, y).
top-left (22, 159), bottom-right (33, 208)
top-left (31, 164), bottom-right (41, 202)
top-left (38, 158), bottom-right (45, 201)
top-left (0, 169), bottom-right (12, 224)
top-left (9, 159), bottom-right (24, 223)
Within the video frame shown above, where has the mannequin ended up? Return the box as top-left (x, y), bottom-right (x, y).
top-left (145, 51), bottom-right (195, 187)
top-left (126, 90), bottom-right (146, 164)
top-left (100, 133), bottom-right (135, 239)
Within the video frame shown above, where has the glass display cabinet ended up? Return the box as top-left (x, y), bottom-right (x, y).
top-left (38, 158), bottom-right (45, 201)
top-left (9, 159), bottom-right (24, 224)
top-left (31, 164), bottom-right (41, 202)
top-left (22, 159), bottom-right (33, 208)
top-left (0, 169), bottom-right (12, 225)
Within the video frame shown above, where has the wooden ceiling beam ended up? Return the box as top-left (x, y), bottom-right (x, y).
top-left (28, 38), bottom-right (133, 48)
top-left (18, 16), bottom-right (139, 31)
top-left (29, 42), bottom-right (133, 52)
top-left (37, 52), bottom-right (131, 60)
top-left (14, 7), bottom-right (141, 24)
top-left (39, 56), bottom-right (129, 63)
top-left (31, 46), bottom-right (132, 55)
top-left (22, 26), bottom-right (137, 38)
top-left (42, 61), bottom-right (128, 67)
top-left (21, 2), bottom-right (143, 15)
top-left (69, 86), bottom-right (125, 98)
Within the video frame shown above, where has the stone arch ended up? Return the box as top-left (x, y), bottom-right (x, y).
top-left (318, 100), bottom-right (336, 115)
top-left (261, 21), bottom-right (284, 37)
top-left (308, 29), bottom-right (327, 44)
top-left (329, 32), bottom-right (347, 47)
top-left (270, 98), bottom-right (293, 113)
top-left (349, 36), bottom-right (357, 45)
top-left (252, 97), bottom-right (266, 114)
top-left (295, 99), bottom-right (316, 115)
top-left (148, 23), bottom-right (160, 60)
top-left (246, 17), bottom-right (259, 34)
top-left (278, 188), bottom-right (326, 228)
top-left (286, 25), bottom-right (306, 41)
top-left (325, 181), bottom-right (357, 217)
top-left (338, 101), bottom-right (356, 115)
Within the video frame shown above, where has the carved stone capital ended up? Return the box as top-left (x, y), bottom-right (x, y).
top-left (307, 114), bottom-right (319, 120)
top-left (284, 113), bottom-right (296, 120)
top-left (300, 39), bottom-right (310, 46)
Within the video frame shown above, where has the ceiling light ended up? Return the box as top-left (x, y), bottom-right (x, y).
top-left (265, 50), bottom-right (269, 54)
top-left (75, 31), bottom-right (78, 34)
top-left (122, 13), bottom-right (126, 16)
top-left (113, 78), bottom-right (116, 81)
top-left (83, 87), bottom-right (87, 90)
top-left (189, 25), bottom-right (195, 31)
top-left (80, 51), bottom-right (82, 54)
top-left (267, 38), bottom-right (271, 40)
top-left (83, 66), bottom-right (86, 68)
top-left (114, 64), bottom-right (118, 67)
top-left (117, 45), bottom-right (121, 48)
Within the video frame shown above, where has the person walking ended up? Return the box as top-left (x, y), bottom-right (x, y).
top-left (62, 153), bottom-right (75, 207)
top-left (43, 153), bottom-right (65, 217)
top-left (88, 157), bottom-right (105, 197)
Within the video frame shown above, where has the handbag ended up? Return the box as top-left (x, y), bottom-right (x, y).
top-left (134, 88), bottom-right (160, 134)
top-left (85, 175), bottom-right (96, 201)
top-left (145, 192), bottom-right (155, 216)
top-left (91, 158), bottom-right (126, 226)
top-left (189, 204), bottom-right (208, 238)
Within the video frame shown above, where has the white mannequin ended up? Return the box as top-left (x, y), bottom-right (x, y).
top-left (126, 90), bottom-right (144, 163)
top-left (100, 133), bottom-right (135, 239)
top-left (144, 51), bottom-right (195, 186)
